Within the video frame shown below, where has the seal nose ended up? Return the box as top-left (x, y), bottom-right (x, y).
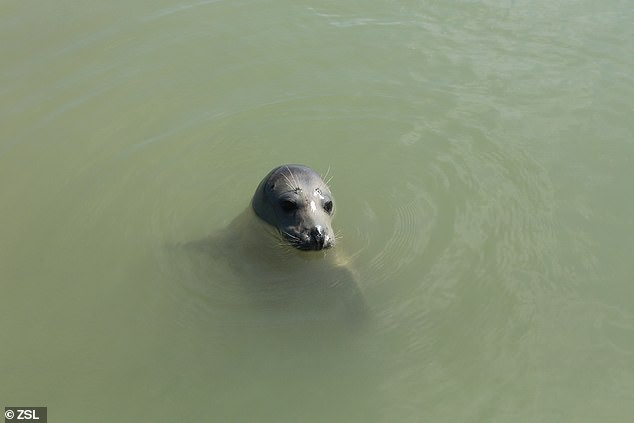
top-left (310, 225), bottom-right (325, 250)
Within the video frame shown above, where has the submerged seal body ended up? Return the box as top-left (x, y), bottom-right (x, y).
top-left (188, 164), bottom-right (365, 327)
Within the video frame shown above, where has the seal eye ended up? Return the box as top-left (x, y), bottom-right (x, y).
top-left (324, 200), bottom-right (333, 214)
top-left (279, 200), bottom-right (297, 213)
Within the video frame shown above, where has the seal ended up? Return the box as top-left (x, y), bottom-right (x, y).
top-left (184, 164), bottom-right (365, 328)
top-left (251, 164), bottom-right (336, 251)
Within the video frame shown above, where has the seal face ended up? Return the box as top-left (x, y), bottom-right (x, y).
top-left (177, 163), bottom-right (365, 328)
top-left (252, 164), bottom-right (335, 251)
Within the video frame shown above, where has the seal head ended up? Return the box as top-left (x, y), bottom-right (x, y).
top-left (251, 164), bottom-right (335, 251)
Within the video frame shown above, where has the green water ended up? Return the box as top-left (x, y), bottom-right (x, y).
top-left (2, 0), bottom-right (633, 421)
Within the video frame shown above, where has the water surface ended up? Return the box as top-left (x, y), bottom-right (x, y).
top-left (2, 0), bottom-right (633, 421)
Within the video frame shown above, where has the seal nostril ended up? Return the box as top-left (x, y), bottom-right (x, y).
top-left (310, 226), bottom-right (325, 249)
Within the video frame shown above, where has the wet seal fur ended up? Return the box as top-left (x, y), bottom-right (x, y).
top-left (187, 164), bottom-right (366, 328)
top-left (252, 164), bottom-right (336, 251)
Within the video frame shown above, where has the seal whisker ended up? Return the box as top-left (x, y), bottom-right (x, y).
top-left (322, 166), bottom-right (331, 186)
top-left (280, 230), bottom-right (305, 250)
top-left (283, 242), bottom-right (302, 254)
top-left (281, 172), bottom-right (296, 191)
top-left (276, 241), bottom-right (296, 256)
top-left (281, 230), bottom-right (300, 241)
top-left (285, 165), bottom-right (301, 192)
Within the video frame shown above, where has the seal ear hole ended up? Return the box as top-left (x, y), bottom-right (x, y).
top-left (324, 200), bottom-right (333, 214)
top-left (279, 200), bottom-right (297, 213)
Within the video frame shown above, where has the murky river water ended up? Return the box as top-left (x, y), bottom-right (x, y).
top-left (2, 0), bottom-right (633, 421)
